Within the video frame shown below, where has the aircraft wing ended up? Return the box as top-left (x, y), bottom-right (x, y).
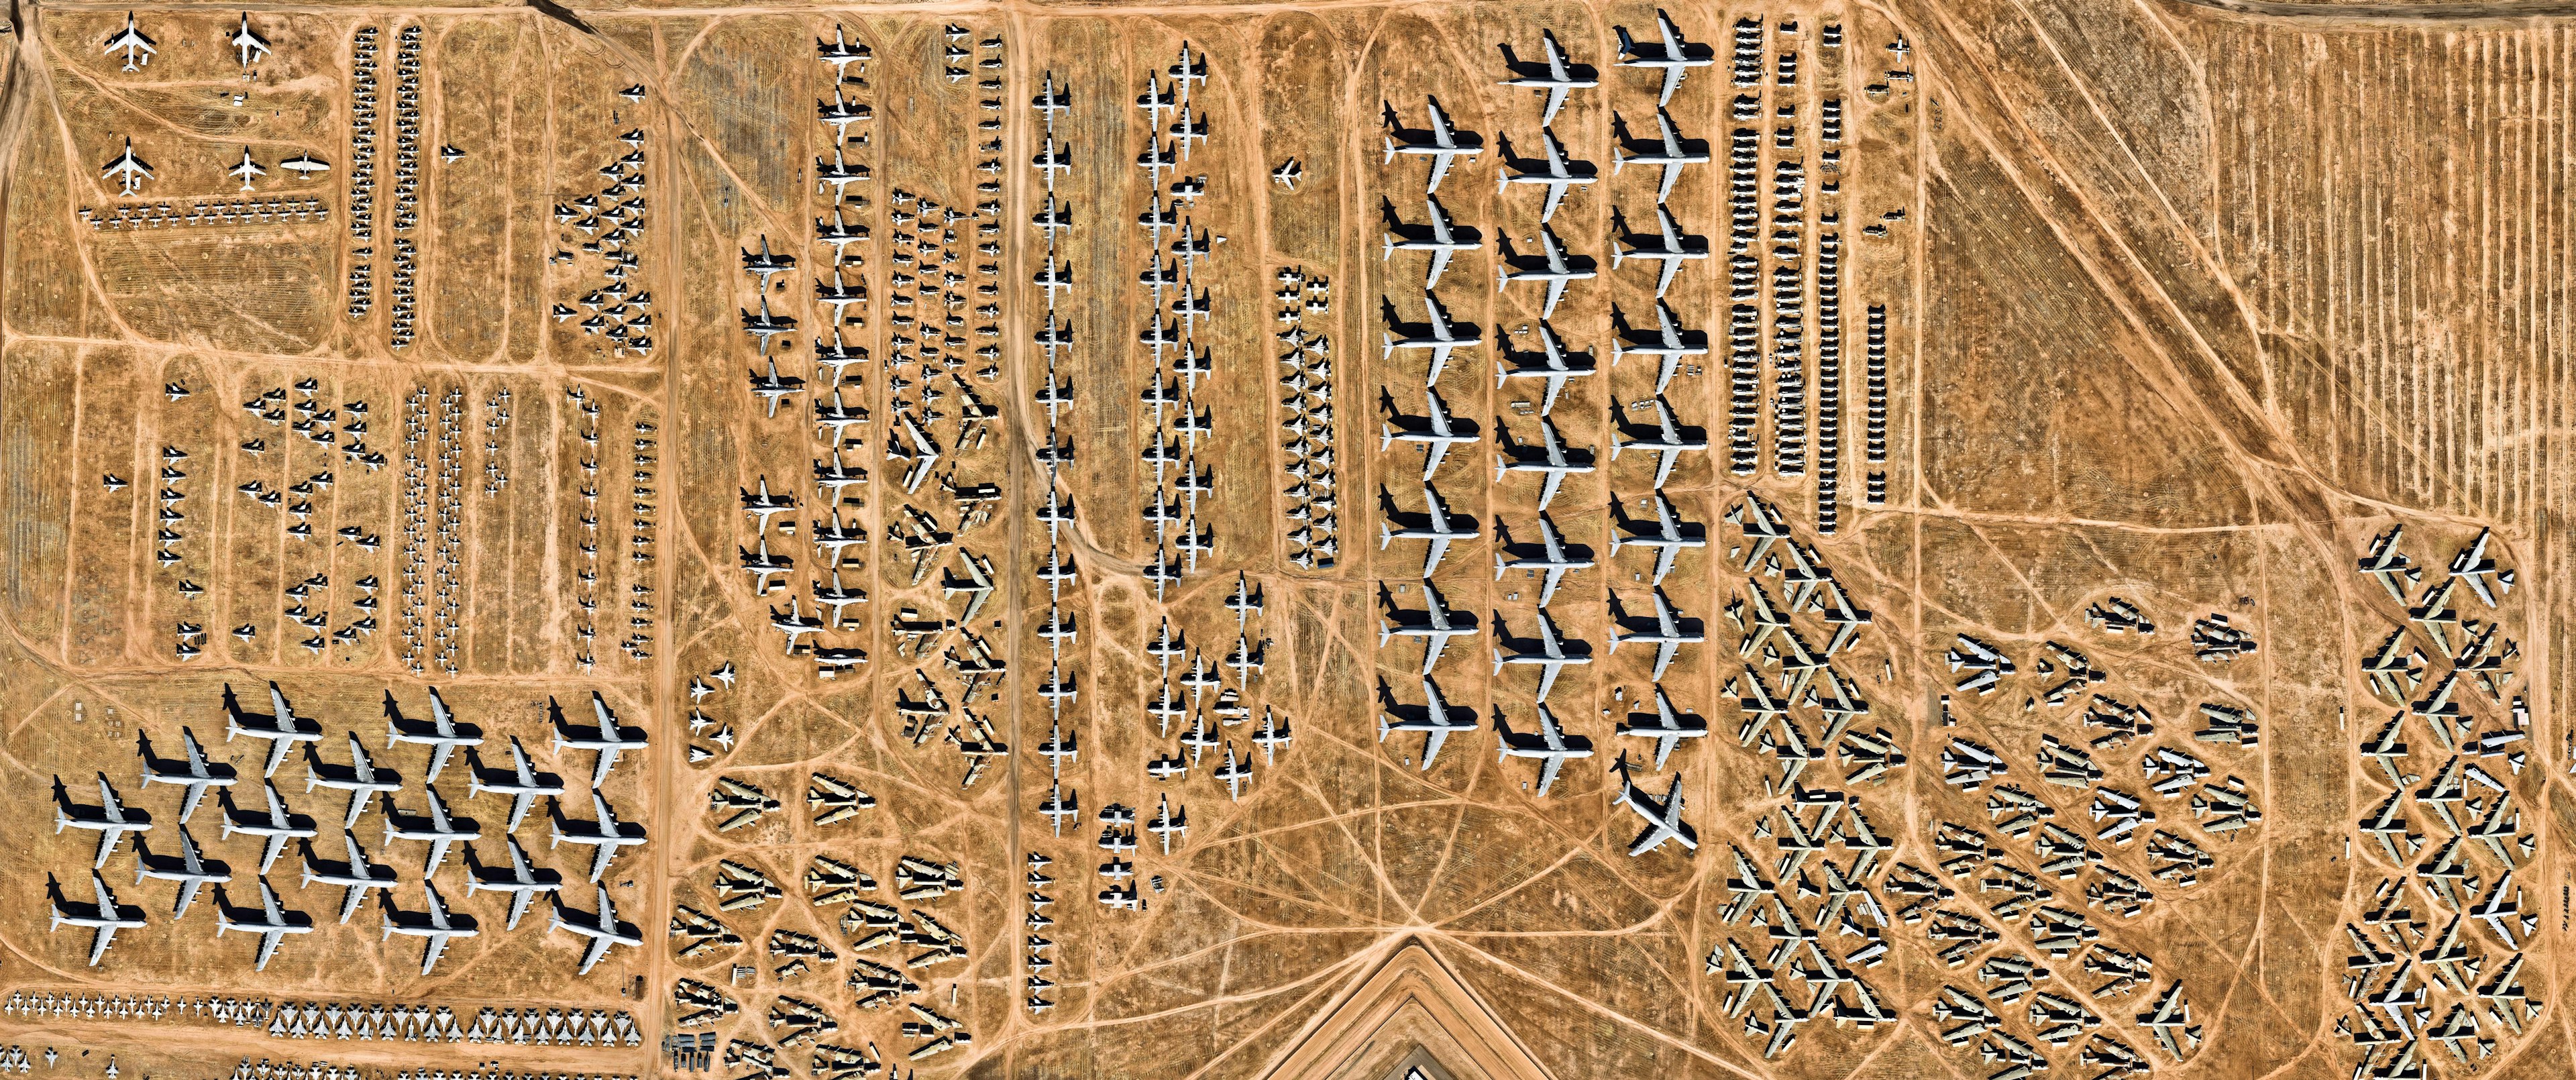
top-left (91, 925), bottom-right (117, 966)
top-left (1656, 109), bottom-right (1683, 152)
top-left (506, 889), bottom-right (535, 930)
top-left (1536, 755), bottom-right (1564, 796)
top-left (510, 741), bottom-right (537, 784)
top-left (254, 928), bottom-right (282, 970)
top-left (1422, 537), bottom-right (1452, 576)
top-left (175, 878), bottom-right (203, 919)
top-left (421, 933), bottom-right (449, 975)
top-left (1543, 278), bottom-right (1568, 317)
top-left (182, 731), bottom-right (210, 775)
top-left (1540, 183), bottom-right (1568, 223)
top-left (1422, 438), bottom-right (1452, 479)
top-left (260, 881), bottom-right (284, 922)
top-left (579, 931), bottom-right (614, 973)
top-left (261, 834), bottom-right (288, 875)
top-left (1542, 86), bottom-right (1568, 125)
top-left (1427, 248), bottom-right (1453, 289)
top-left (99, 775), bottom-right (125, 818)
top-left (1427, 98), bottom-right (1455, 147)
top-left (339, 885), bottom-right (366, 924)
top-left (263, 737), bottom-right (293, 779)
top-left (92, 872), bottom-right (116, 914)
top-left (1654, 640), bottom-right (1680, 678)
top-left (589, 839), bottom-right (622, 883)
top-left (508, 792), bottom-right (536, 832)
top-left (1658, 66), bottom-right (1684, 107)
top-left (1426, 153), bottom-right (1454, 193)
top-left (591, 747), bottom-right (621, 788)
top-left (427, 743), bottom-right (455, 779)
top-left (1419, 726), bottom-right (1452, 770)
top-left (1421, 634), bottom-right (1450, 674)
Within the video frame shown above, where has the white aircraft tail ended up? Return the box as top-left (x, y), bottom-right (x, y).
top-left (1379, 523), bottom-right (1395, 549)
top-left (1382, 136), bottom-right (1399, 164)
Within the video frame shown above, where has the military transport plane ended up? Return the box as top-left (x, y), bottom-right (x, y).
top-left (215, 879), bottom-right (312, 971)
top-left (1618, 685), bottom-right (1709, 769)
top-left (1382, 195), bottom-right (1482, 290)
top-left (1380, 387), bottom-right (1479, 478)
top-left (1495, 322), bottom-right (1597, 416)
top-left (56, 773), bottom-right (153, 869)
top-left (1379, 582), bottom-right (1478, 674)
top-left (228, 147), bottom-right (265, 191)
top-left (1383, 291), bottom-right (1483, 384)
top-left (299, 830), bottom-right (398, 923)
top-left (231, 13), bottom-right (271, 68)
top-left (554, 692), bottom-right (650, 786)
top-left (386, 687), bottom-right (482, 782)
top-left (223, 683), bottom-right (325, 778)
top-left (103, 13), bottom-right (156, 70)
top-left (1384, 96), bottom-right (1484, 193)
top-left (1496, 704), bottom-right (1593, 796)
top-left (1493, 608), bottom-right (1592, 702)
top-left (382, 883), bottom-right (478, 975)
top-left (131, 826), bottom-right (227, 918)
top-left (1615, 9), bottom-right (1715, 106)
top-left (467, 736), bottom-right (566, 832)
top-left (139, 728), bottom-right (238, 824)
top-left (1497, 227), bottom-right (1595, 318)
top-left (1497, 129), bottom-right (1595, 222)
top-left (1614, 396), bottom-right (1710, 488)
top-left (466, 836), bottom-right (564, 930)
top-left (1612, 300), bottom-right (1709, 394)
top-left (549, 884), bottom-right (642, 974)
top-left (549, 791), bottom-right (648, 882)
top-left (1613, 107), bottom-right (1709, 203)
top-left (1379, 677), bottom-right (1480, 770)
top-left (1379, 483), bottom-right (1479, 576)
top-left (51, 871), bottom-right (148, 966)
top-left (1613, 204), bottom-right (1711, 299)
top-left (101, 139), bottom-right (153, 195)
top-left (221, 781), bottom-right (317, 875)
top-left (303, 733), bottom-right (402, 830)
top-left (1611, 492), bottom-right (1707, 584)
top-left (1495, 516), bottom-right (1594, 606)
top-left (1495, 416), bottom-right (1593, 511)
top-left (1611, 588), bottom-right (1704, 680)
top-left (1615, 757), bottom-right (1698, 855)
top-left (381, 786), bottom-right (478, 875)
top-left (1497, 29), bottom-right (1595, 127)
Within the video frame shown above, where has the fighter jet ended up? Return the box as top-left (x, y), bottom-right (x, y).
top-left (131, 825), bottom-right (227, 918)
top-left (1382, 195), bottom-right (1483, 290)
top-left (468, 736), bottom-right (564, 833)
top-left (1493, 608), bottom-right (1592, 702)
top-left (228, 147), bottom-right (266, 191)
top-left (140, 732), bottom-right (239, 824)
top-left (1615, 757), bottom-right (1698, 855)
top-left (1614, 9), bottom-right (1715, 106)
top-left (1382, 291), bottom-right (1483, 384)
top-left (1497, 227), bottom-right (1596, 318)
top-left (551, 692), bottom-right (648, 788)
top-left (466, 836), bottom-right (563, 930)
top-left (217, 683), bottom-right (323, 780)
top-left (57, 773), bottom-right (154, 868)
top-left (50, 871), bottom-right (146, 966)
top-left (1377, 677), bottom-right (1479, 770)
top-left (303, 733), bottom-right (402, 830)
top-left (1379, 582), bottom-right (1478, 673)
top-left (382, 787), bottom-right (480, 875)
top-left (1497, 129), bottom-right (1595, 222)
top-left (101, 139), bottom-right (154, 195)
top-left (1618, 684), bottom-right (1708, 769)
top-left (231, 13), bottom-right (270, 68)
top-left (1611, 491), bottom-right (1708, 584)
top-left (547, 884), bottom-right (641, 974)
top-left (1497, 704), bottom-right (1594, 796)
top-left (1493, 515), bottom-right (1593, 606)
top-left (1384, 96), bottom-right (1484, 192)
top-left (1613, 204), bottom-right (1711, 298)
top-left (217, 781), bottom-right (315, 875)
top-left (386, 687), bottom-right (482, 782)
top-left (1612, 300), bottom-right (1709, 394)
top-left (1495, 322), bottom-right (1598, 415)
top-left (1613, 396), bottom-right (1710, 488)
top-left (1610, 588), bottom-right (1704, 680)
top-left (1495, 415), bottom-right (1594, 510)
top-left (103, 13), bottom-right (156, 70)
top-left (1497, 29), bottom-right (1596, 127)
top-left (215, 878), bottom-right (311, 971)
top-left (298, 829), bottom-right (397, 923)
top-left (382, 882), bottom-right (478, 975)
top-left (1381, 387), bottom-right (1479, 478)
top-left (549, 791), bottom-right (647, 882)
top-left (1379, 483), bottom-right (1479, 576)
top-left (1614, 107), bottom-right (1708, 203)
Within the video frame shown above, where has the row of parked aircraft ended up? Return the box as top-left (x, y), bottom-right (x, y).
top-left (102, 11), bottom-right (269, 72)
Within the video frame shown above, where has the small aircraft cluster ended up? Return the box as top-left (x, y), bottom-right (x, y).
top-left (48, 685), bottom-right (646, 976)
top-left (347, 25), bottom-right (382, 317)
top-left (397, 385), bottom-right (467, 673)
top-left (1274, 266), bottom-right (1339, 565)
top-left (384, 25), bottom-right (426, 349)
top-left (550, 119), bottom-right (654, 358)
top-left (80, 195), bottom-right (327, 232)
top-left (2339, 525), bottom-right (2534, 1077)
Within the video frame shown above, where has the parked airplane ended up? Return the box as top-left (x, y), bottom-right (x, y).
top-left (1613, 204), bottom-right (1711, 298)
top-left (1611, 588), bottom-right (1704, 680)
top-left (1497, 29), bottom-right (1596, 126)
top-left (101, 138), bottom-right (154, 195)
top-left (1380, 582), bottom-right (1478, 673)
top-left (548, 884), bottom-right (641, 974)
top-left (1383, 291), bottom-right (1483, 384)
top-left (380, 786), bottom-right (478, 875)
top-left (381, 882), bottom-right (478, 975)
top-left (131, 825), bottom-right (227, 918)
top-left (466, 736), bottom-right (564, 832)
top-left (1495, 416), bottom-right (1593, 511)
top-left (1615, 9), bottom-right (1715, 105)
top-left (50, 871), bottom-right (148, 966)
top-left (1383, 195), bottom-right (1483, 289)
top-left (816, 24), bottom-right (870, 80)
top-left (386, 687), bottom-right (482, 782)
top-left (230, 13), bottom-right (270, 68)
top-left (1495, 322), bottom-right (1597, 416)
top-left (1493, 609), bottom-right (1592, 702)
top-left (140, 732), bottom-right (241, 824)
top-left (548, 791), bottom-right (647, 882)
top-left (466, 836), bottom-right (564, 930)
top-left (1381, 387), bottom-right (1479, 478)
top-left (298, 829), bottom-right (398, 923)
top-left (220, 781), bottom-right (317, 875)
top-left (554, 692), bottom-right (649, 787)
top-left (1378, 677), bottom-right (1479, 770)
top-left (229, 147), bottom-right (265, 191)
top-left (1497, 129), bottom-right (1595, 221)
top-left (1379, 483), bottom-right (1479, 576)
top-left (1614, 396), bottom-right (1710, 488)
top-left (56, 773), bottom-right (154, 868)
top-left (1611, 299), bottom-right (1709, 394)
top-left (1384, 96), bottom-right (1484, 193)
top-left (1497, 704), bottom-right (1593, 796)
top-left (301, 734), bottom-right (400, 830)
top-left (1614, 107), bottom-right (1708, 203)
top-left (103, 12), bottom-right (156, 70)
top-left (749, 359), bottom-right (805, 418)
top-left (1611, 492), bottom-right (1707, 584)
top-left (1497, 227), bottom-right (1595, 318)
top-left (215, 878), bottom-right (311, 971)
top-left (1618, 684), bottom-right (1708, 769)
top-left (1494, 515), bottom-right (1593, 606)
top-left (1615, 757), bottom-right (1698, 855)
